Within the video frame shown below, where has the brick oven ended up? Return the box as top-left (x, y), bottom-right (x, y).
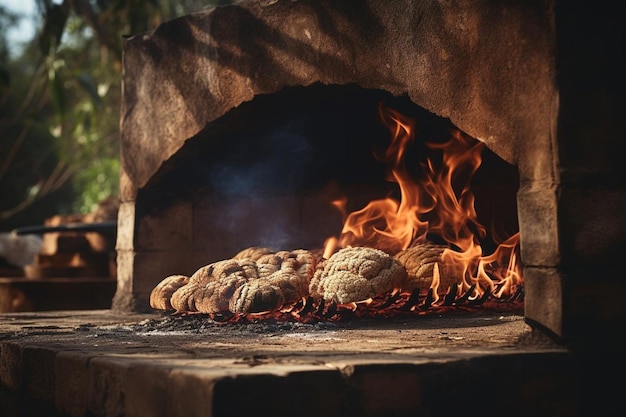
top-left (117, 0), bottom-right (556, 332)
top-left (113, 0), bottom-right (626, 350)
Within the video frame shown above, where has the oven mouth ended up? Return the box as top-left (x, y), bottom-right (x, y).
top-left (139, 83), bottom-right (522, 322)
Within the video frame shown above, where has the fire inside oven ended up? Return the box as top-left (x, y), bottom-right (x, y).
top-left (143, 84), bottom-right (522, 322)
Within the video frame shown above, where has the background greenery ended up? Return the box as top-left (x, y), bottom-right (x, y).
top-left (0, 0), bottom-right (235, 231)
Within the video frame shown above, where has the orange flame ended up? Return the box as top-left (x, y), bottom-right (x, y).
top-left (324, 103), bottom-right (523, 300)
top-left (327, 105), bottom-right (428, 255)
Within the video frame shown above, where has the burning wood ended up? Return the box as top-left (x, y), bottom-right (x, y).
top-left (149, 274), bottom-right (189, 310)
top-left (309, 247), bottom-right (406, 304)
top-left (150, 102), bottom-right (523, 322)
top-left (230, 249), bottom-right (315, 313)
top-left (149, 242), bottom-right (521, 321)
top-left (150, 249), bottom-right (315, 315)
top-left (395, 242), bottom-right (462, 295)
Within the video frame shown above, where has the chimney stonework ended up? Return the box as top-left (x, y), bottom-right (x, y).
top-left (115, 0), bottom-right (626, 348)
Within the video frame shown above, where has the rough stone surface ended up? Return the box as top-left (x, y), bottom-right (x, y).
top-left (0, 309), bottom-right (579, 417)
top-left (136, 202), bottom-right (194, 251)
top-left (120, 0), bottom-right (555, 191)
top-left (523, 266), bottom-right (562, 338)
top-left (516, 185), bottom-right (560, 267)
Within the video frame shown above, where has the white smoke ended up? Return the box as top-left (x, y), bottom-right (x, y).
top-left (0, 233), bottom-right (42, 267)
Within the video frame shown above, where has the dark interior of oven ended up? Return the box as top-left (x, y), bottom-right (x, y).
top-left (138, 84), bottom-right (519, 262)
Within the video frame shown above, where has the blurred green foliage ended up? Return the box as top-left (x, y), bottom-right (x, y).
top-left (0, 0), bottom-right (236, 230)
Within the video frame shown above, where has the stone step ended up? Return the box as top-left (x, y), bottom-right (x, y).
top-left (0, 310), bottom-right (583, 417)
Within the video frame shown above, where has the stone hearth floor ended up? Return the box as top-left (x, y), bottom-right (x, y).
top-left (0, 309), bottom-right (579, 417)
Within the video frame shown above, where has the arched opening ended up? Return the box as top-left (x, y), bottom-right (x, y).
top-left (138, 83), bottom-right (521, 317)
